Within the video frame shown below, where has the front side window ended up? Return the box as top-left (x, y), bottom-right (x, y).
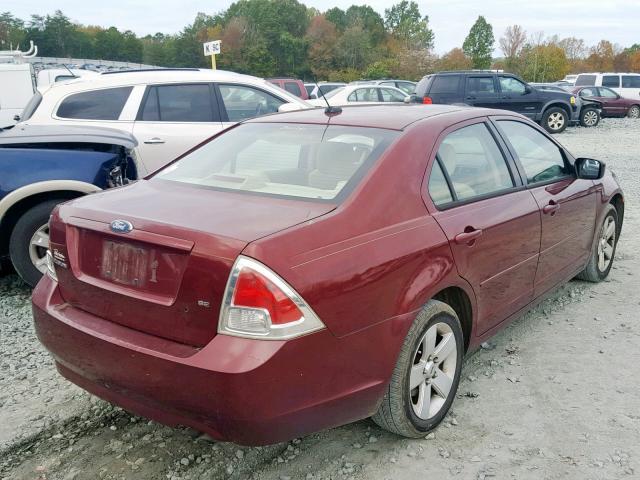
top-left (579, 87), bottom-right (598, 97)
top-left (218, 84), bottom-right (285, 122)
top-left (140, 84), bottom-right (215, 122)
top-left (154, 123), bottom-right (398, 202)
top-left (436, 123), bottom-right (514, 202)
top-left (602, 75), bottom-right (620, 88)
top-left (598, 87), bottom-right (618, 98)
top-left (379, 88), bottom-right (406, 102)
top-left (622, 75), bottom-right (640, 88)
top-left (347, 88), bottom-right (380, 102)
top-left (498, 120), bottom-right (570, 184)
top-left (499, 76), bottom-right (527, 95)
top-left (57, 87), bottom-right (133, 120)
top-left (396, 82), bottom-right (416, 94)
top-left (466, 76), bottom-right (496, 96)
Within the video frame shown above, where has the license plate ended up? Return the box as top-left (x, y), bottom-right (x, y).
top-left (101, 240), bottom-right (149, 287)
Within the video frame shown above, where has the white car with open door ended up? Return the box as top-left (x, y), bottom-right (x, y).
top-left (18, 68), bottom-right (310, 174)
top-left (307, 84), bottom-right (409, 107)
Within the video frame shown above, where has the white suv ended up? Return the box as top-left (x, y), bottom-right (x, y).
top-left (20, 69), bottom-right (310, 174)
top-left (574, 72), bottom-right (640, 100)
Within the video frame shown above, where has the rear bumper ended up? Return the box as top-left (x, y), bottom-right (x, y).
top-left (32, 276), bottom-right (409, 445)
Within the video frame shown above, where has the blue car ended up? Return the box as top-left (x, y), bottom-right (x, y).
top-left (0, 124), bottom-right (137, 286)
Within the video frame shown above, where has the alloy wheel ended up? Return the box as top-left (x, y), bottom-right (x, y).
top-left (547, 112), bottom-right (566, 131)
top-left (29, 223), bottom-right (49, 274)
top-left (409, 322), bottom-right (458, 420)
top-left (597, 216), bottom-right (616, 272)
top-left (583, 110), bottom-right (599, 126)
top-left (629, 106), bottom-right (640, 119)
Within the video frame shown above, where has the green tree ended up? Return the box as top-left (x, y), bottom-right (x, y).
top-left (462, 15), bottom-right (494, 69)
top-left (384, 1), bottom-right (434, 50)
top-left (345, 5), bottom-right (385, 44)
top-left (325, 7), bottom-right (347, 31)
top-left (0, 12), bottom-right (26, 49)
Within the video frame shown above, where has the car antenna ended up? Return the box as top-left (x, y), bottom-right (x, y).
top-left (314, 76), bottom-right (341, 116)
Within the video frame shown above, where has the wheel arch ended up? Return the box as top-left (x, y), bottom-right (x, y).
top-left (544, 101), bottom-right (572, 118)
top-left (610, 193), bottom-right (624, 236)
top-left (0, 181), bottom-right (100, 256)
top-left (432, 285), bottom-right (474, 353)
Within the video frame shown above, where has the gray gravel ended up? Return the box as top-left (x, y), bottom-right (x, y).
top-left (1, 117), bottom-right (639, 480)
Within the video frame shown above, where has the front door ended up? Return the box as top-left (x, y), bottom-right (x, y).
top-left (497, 76), bottom-right (541, 119)
top-left (495, 119), bottom-right (597, 296)
top-left (133, 83), bottom-right (223, 173)
top-left (596, 87), bottom-right (628, 117)
top-left (464, 75), bottom-right (500, 109)
top-left (426, 121), bottom-right (541, 335)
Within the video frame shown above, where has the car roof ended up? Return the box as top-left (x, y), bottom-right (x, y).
top-left (248, 104), bottom-right (476, 130)
top-left (57, 69), bottom-right (268, 88)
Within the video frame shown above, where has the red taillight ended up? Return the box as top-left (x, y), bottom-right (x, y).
top-left (219, 256), bottom-right (325, 339)
top-left (423, 96), bottom-right (433, 104)
top-left (233, 268), bottom-right (302, 325)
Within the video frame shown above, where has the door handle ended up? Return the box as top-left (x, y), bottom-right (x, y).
top-left (144, 137), bottom-right (165, 144)
top-left (465, 96), bottom-right (476, 100)
top-left (454, 228), bottom-right (483, 245)
top-left (542, 202), bottom-right (560, 215)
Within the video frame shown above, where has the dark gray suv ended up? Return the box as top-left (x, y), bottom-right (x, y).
top-left (413, 71), bottom-right (581, 133)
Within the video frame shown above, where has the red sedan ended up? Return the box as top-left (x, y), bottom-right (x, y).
top-left (572, 86), bottom-right (640, 118)
top-left (33, 105), bottom-right (624, 445)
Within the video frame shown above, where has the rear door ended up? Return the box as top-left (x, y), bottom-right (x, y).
top-left (425, 120), bottom-right (541, 335)
top-left (133, 83), bottom-right (222, 173)
top-left (464, 75), bottom-right (500, 109)
top-left (494, 119), bottom-right (597, 296)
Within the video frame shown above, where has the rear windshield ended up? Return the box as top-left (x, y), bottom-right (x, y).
top-left (154, 123), bottom-right (398, 202)
top-left (575, 75), bottom-right (596, 86)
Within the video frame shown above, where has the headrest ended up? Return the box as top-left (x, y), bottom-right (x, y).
top-left (438, 142), bottom-right (457, 173)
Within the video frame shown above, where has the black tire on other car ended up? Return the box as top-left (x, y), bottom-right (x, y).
top-left (628, 105), bottom-right (640, 119)
top-left (9, 200), bottom-right (61, 287)
top-left (580, 108), bottom-right (600, 127)
top-left (372, 300), bottom-right (463, 437)
top-left (577, 204), bottom-right (618, 283)
top-left (541, 106), bottom-right (569, 134)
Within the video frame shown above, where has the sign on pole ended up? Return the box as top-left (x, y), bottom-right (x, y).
top-left (203, 40), bottom-right (221, 70)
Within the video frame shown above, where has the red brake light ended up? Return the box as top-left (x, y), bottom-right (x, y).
top-left (233, 268), bottom-right (302, 325)
top-left (423, 96), bottom-right (433, 104)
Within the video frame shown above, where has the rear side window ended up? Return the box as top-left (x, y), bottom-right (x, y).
top-left (498, 120), bottom-right (570, 184)
top-left (622, 75), bottom-right (640, 88)
top-left (415, 76), bottom-right (432, 97)
top-left (436, 123), bottom-right (514, 202)
top-left (57, 87), bottom-right (133, 120)
top-left (466, 76), bottom-right (496, 96)
top-left (575, 75), bottom-right (596, 86)
top-left (284, 82), bottom-right (302, 97)
top-left (140, 84), bottom-right (216, 122)
top-left (430, 75), bottom-right (461, 95)
top-left (154, 123), bottom-right (399, 202)
top-left (602, 75), bottom-right (620, 88)
top-left (428, 160), bottom-right (454, 206)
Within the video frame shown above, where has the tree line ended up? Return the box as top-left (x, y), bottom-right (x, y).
top-left (1, 5), bottom-right (639, 83)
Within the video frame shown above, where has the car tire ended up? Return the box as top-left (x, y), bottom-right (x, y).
top-left (372, 300), bottom-right (463, 438)
top-left (542, 107), bottom-right (568, 133)
top-left (577, 204), bottom-right (618, 283)
top-left (580, 108), bottom-right (600, 127)
top-left (628, 105), bottom-right (640, 119)
top-left (9, 200), bottom-right (61, 287)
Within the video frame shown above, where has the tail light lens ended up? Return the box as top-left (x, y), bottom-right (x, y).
top-left (218, 256), bottom-right (325, 339)
top-left (423, 96), bottom-right (433, 104)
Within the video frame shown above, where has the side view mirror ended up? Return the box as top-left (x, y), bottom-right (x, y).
top-left (575, 157), bottom-right (605, 180)
top-left (13, 114), bottom-right (21, 122)
top-left (524, 85), bottom-right (533, 95)
top-left (310, 93), bottom-right (317, 99)
top-left (403, 96), bottom-right (411, 104)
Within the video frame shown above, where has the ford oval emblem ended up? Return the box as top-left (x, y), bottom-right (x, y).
top-left (110, 219), bottom-right (133, 234)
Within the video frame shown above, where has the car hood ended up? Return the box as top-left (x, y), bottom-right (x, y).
top-left (0, 123), bottom-right (137, 149)
top-left (535, 89), bottom-right (575, 102)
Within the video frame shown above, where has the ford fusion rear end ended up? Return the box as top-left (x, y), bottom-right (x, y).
top-left (32, 121), bottom-right (403, 445)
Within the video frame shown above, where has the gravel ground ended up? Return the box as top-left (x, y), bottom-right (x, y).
top-left (1, 118), bottom-right (639, 480)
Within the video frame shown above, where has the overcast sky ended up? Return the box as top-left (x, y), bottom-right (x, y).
top-left (5, 0), bottom-right (639, 54)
